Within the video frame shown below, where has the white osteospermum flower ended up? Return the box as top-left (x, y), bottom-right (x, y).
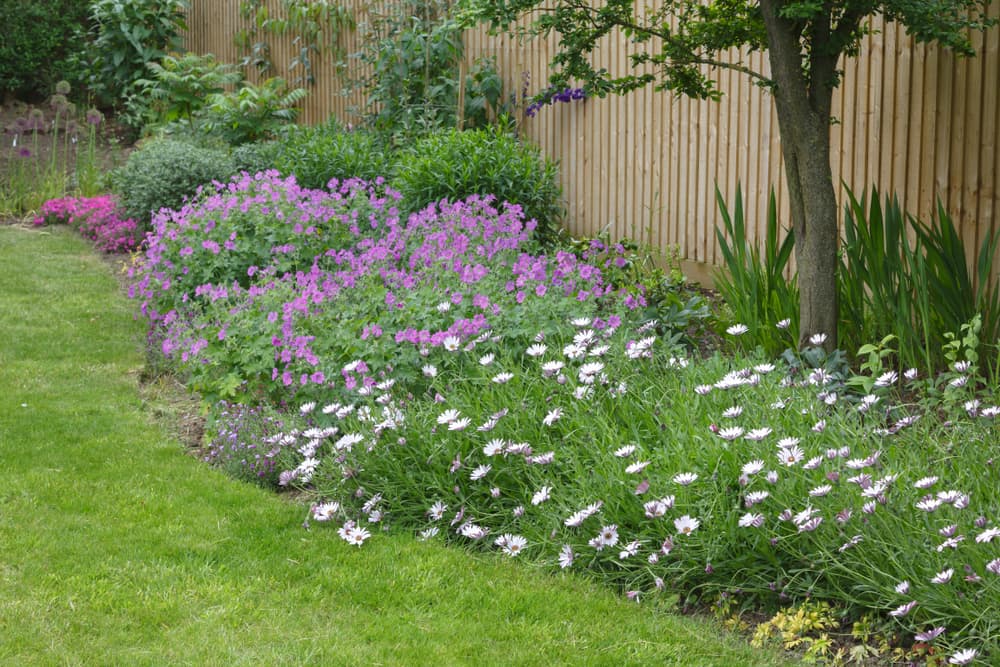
top-left (437, 409), bottom-right (461, 425)
top-left (672, 472), bottom-right (698, 486)
top-left (742, 459), bottom-right (765, 476)
top-left (976, 527), bottom-right (1000, 544)
top-left (739, 513), bottom-right (764, 528)
top-left (312, 502), bottom-right (340, 521)
top-left (427, 501), bottom-right (447, 521)
top-left (470, 464), bottom-right (492, 481)
top-left (542, 407), bottom-right (563, 426)
top-left (483, 439), bottom-right (506, 457)
top-left (526, 343), bottom-right (547, 357)
top-left (531, 486), bottom-right (552, 506)
top-left (459, 523), bottom-right (490, 540)
top-left (931, 568), bottom-right (954, 584)
top-left (421, 364), bottom-right (438, 377)
top-left (541, 360), bottom-right (565, 376)
top-left (614, 444), bottom-right (637, 458)
top-left (492, 372), bottom-right (514, 384)
top-left (778, 445), bottom-right (805, 466)
top-left (674, 515), bottom-right (700, 535)
top-left (744, 427), bottom-right (773, 441)
top-left (558, 544), bottom-right (575, 569)
top-left (625, 461), bottom-right (651, 474)
top-left (448, 417), bottom-right (471, 431)
top-left (442, 335), bottom-right (461, 351)
top-left (718, 426), bottom-right (745, 441)
top-left (418, 526), bottom-right (440, 540)
top-left (808, 333), bottom-right (828, 346)
top-left (479, 353), bottom-right (495, 366)
top-left (727, 324), bottom-right (749, 336)
top-left (948, 649), bottom-right (978, 665)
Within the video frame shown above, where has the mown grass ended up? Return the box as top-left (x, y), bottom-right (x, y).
top-left (0, 225), bottom-right (791, 666)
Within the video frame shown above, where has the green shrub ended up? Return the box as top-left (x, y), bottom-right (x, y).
top-left (198, 77), bottom-right (307, 146)
top-left (111, 139), bottom-right (235, 227)
top-left (81, 0), bottom-right (188, 122)
top-left (274, 123), bottom-right (396, 189)
top-left (0, 0), bottom-right (90, 100)
top-left (393, 126), bottom-right (564, 246)
top-left (231, 141), bottom-right (283, 176)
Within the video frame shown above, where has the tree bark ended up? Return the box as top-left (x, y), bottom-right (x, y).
top-left (759, 0), bottom-right (841, 352)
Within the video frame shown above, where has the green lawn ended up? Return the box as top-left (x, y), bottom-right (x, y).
top-left (0, 225), bottom-right (792, 666)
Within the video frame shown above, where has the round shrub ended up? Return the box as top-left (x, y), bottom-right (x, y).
top-left (393, 127), bottom-right (565, 247)
top-left (274, 123), bottom-right (396, 190)
top-left (231, 140), bottom-right (283, 176)
top-left (111, 138), bottom-right (235, 227)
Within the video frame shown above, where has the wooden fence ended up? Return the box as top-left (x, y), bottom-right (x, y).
top-left (185, 1), bottom-right (1000, 285)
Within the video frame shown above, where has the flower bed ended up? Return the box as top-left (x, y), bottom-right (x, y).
top-left (132, 171), bottom-right (999, 665)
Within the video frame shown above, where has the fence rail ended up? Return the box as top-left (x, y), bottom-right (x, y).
top-left (184, 0), bottom-right (1000, 285)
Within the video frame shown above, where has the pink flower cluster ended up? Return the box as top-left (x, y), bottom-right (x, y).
top-left (34, 196), bottom-right (143, 254)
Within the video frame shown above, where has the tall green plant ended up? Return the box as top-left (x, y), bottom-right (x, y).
top-left (137, 53), bottom-right (242, 130)
top-left (198, 78), bottom-right (308, 145)
top-left (839, 187), bottom-right (1000, 376)
top-left (713, 185), bottom-right (798, 354)
top-left (349, 0), bottom-right (506, 142)
top-left (913, 200), bottom-right (1000, 363)
top-left (838, 188), bottom-right (927, 370)
top-left (82, 0), bottom-right (189, 117)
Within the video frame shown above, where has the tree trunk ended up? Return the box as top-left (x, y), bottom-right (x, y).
top-left (759, 0), bottom-right (841, 351)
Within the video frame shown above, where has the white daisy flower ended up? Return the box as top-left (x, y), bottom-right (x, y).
top-left (531, 486), bottom-right (552, 506)
top-left (674, 515), bottom-right (700, 535)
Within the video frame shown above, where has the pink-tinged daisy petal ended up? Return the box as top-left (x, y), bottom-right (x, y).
top-left (986, 558), bottom-right (1000, 574)
top-left (914, 627), bottom-right (945, 642)
top-left (738, 512), bottom-right (764, 528)
top-left (889, 600), bottom-right (917, 617)
top-left (625, 460), bottom-right (651, 474)
top-left (931, 568), bottom-right (954, 584)
top-left (558, 544), bottom-right (574, 569)
top-left (718, 426), bottom-right (744, 440)
top-left (975, 527), bottom-right (1000, 543)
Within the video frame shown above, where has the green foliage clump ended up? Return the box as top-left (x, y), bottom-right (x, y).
top-left (713, 185), bottom-right (798, 354)
top-left (111, 139), bottom-right (235, 227)
top-left (393, 126), bottom-right (564, 246)
top-left (79, 0), bottom-right (189, 122)
top-left (274, 123), bottom-right (396, 189)
top-left (351, 0), bottom-right (507, 144)
top-left (136, 52), bottom-right (242, 129)
top-left (0, 0), bottom-right (90, 101)
top-left (839, 188), bottom-right (1000, 376)
top-left (198, 77), bottom-right (308, 146)
top-left (231, 141), bottom-right (283, 176)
